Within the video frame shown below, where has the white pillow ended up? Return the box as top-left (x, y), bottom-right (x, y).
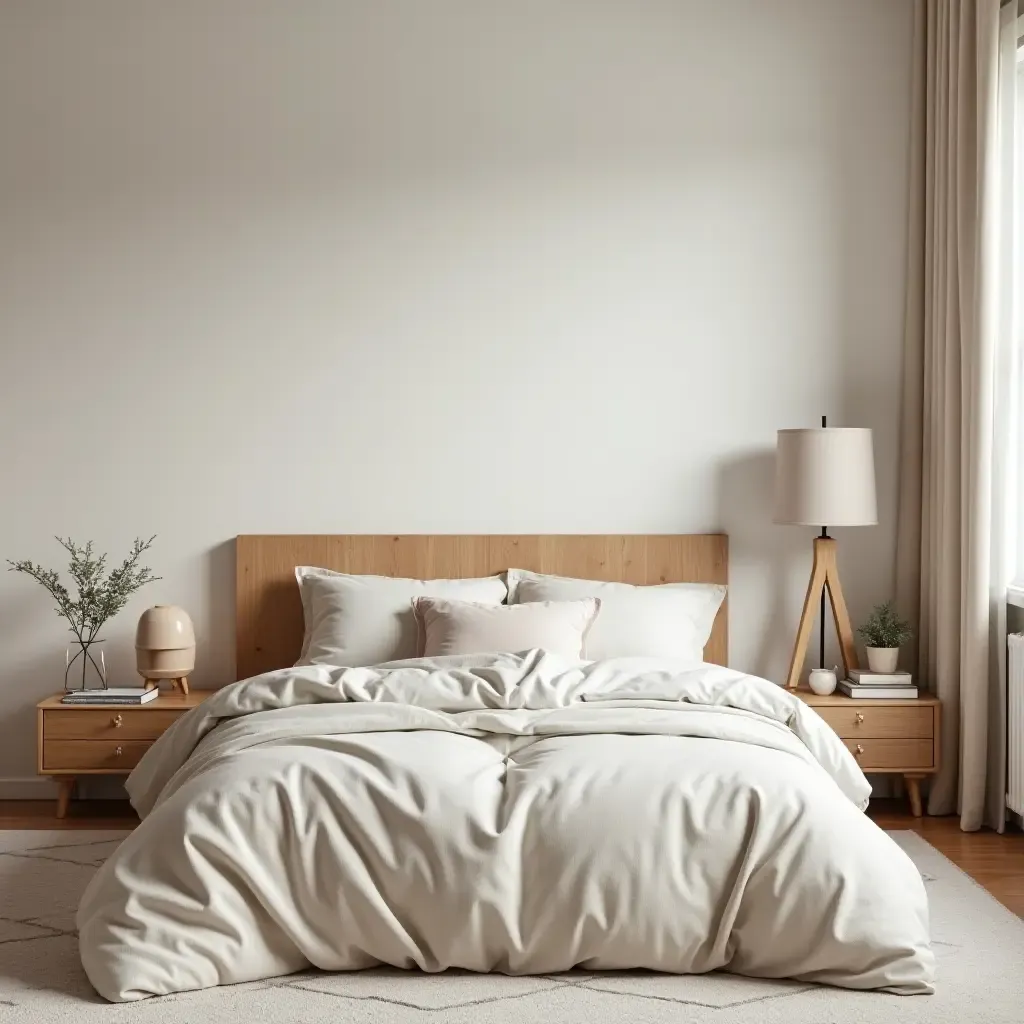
top-left (295, 568), bottom-right (508, 667)
top-left (506, 569), bottom-right (726, 664)
top-left (413, 596), bottom-right (600, 660)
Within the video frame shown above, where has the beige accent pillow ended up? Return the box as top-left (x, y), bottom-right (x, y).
top-left (413, 596), bottom-right (600, 660)
top-left (295, 568), bottom-right (508, 667)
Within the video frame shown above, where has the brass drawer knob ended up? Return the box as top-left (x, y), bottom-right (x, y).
top-left (855, 744), bottom-right (865, 756)
top-left (855, 713), bottom-right (865, 724)
top-left (114, 746), bottom-right (123, 757)
top-left (112, 714), bottom-right (123, 728)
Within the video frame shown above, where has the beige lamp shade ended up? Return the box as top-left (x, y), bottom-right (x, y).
top-left (773, 427), bottom-right (878, 527)
top-left (136, 605), bottom-right (195, 683)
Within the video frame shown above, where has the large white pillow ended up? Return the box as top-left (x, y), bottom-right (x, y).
top-left (295, 568), bottom-right (508, 667)
top-left (506, 569), bottom-right (726, 664)
top-left (413, 596), bottom-right (599, 660)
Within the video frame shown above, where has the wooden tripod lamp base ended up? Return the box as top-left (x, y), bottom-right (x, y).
top-left (784, 536), bottom-right (860, 690)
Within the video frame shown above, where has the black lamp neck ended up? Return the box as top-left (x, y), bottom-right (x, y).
top-left (820, 414), bottom-right (831, 540)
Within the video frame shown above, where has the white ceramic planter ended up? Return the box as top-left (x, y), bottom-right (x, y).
top-left (866, 647), bottom-right (899, 673)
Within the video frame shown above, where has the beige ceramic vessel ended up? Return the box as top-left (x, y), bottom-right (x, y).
top-left (136, 605), bottom-right (195, 693)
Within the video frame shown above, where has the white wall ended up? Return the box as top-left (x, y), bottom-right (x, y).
top-left (0, 0), bottom-right (913, 793)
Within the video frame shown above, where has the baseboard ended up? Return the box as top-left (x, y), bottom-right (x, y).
top-left (0, 777), bottom-right (130, 801)
top-left (0, 777), bottom-right (57, 799)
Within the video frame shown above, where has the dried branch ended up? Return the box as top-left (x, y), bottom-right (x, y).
top-left (8, 536), bottom-right (160, 644)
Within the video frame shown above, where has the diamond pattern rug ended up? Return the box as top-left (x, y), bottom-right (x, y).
top-left (0, 829), bottom-right (1020, 1023)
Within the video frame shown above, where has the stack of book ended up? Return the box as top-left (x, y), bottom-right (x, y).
top-left (839, 670), bottom-right (917, 699)
top-left (60, 687), bottom-right (159, 706)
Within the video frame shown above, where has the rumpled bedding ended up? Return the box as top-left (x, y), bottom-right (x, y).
top-left (77, 650), bottom-right (934, 1001)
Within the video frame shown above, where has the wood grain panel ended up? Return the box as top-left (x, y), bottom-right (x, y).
top-left (813, 704), bottom-right (934, 740)
top-left (36, 693), bottom-right (204, 711)
top-left (796, 692), bottom-right (939, 708)
top-left (845, 738), bottom-right (935, 771)
top-left (42, 740), bottom-right (152, 772)
top-left (44, 709), bottom-right (185, 741)
top-left (236, 534), bottom-right (728, 679)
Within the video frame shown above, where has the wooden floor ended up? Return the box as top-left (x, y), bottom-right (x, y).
top-left (0, 799), bottom-right (140, 830)
top-left (869, 801), bottom-right (1024, 917)
top-left (2, 798), bottom-right (1022, 917)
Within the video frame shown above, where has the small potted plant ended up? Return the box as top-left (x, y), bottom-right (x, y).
top-left (8, 537), bottom-right (159, 691)
top-left (857, 600), bottom-right (913, 674)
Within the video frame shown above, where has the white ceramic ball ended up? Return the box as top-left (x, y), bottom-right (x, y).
top-left (807, 667), bottom-right (839, 696)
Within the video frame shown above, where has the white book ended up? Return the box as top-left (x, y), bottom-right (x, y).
top-left (838, 680), bottom-right (918, 700)
top-left (62, 687), bottom-right (159, 705)
top-left (847, 669), bottom-right (913, 686)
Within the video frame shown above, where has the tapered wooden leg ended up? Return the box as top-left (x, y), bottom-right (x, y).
top-left (823, 555), bottom-right (860, 678)
top-left (144, 679), bottom-right (158, 691)
top-left (177, 677), bottom-right (189, 695)
top-left (56, 777), bottom-right (75, 819)
top-left (785, 543), bottom-right (828, 689)
top-left (905, 775), bottom-right (925, 818)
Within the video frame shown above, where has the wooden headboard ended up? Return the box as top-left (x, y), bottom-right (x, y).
top-left (235, 534), bottom-right (729, 679)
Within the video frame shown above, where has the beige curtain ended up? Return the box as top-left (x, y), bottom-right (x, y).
top-left (896, 0), bottom-right (1012, 831)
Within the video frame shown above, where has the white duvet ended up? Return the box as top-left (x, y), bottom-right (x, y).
top-left (78, 651), bottom-right (935, 1002)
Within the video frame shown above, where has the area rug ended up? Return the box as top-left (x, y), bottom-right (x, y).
top-left (0, 829), bottom-right (1020, 1023)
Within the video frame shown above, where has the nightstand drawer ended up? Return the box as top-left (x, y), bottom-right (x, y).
top-left (42, 739), bottom-right (152, 772)
top-left (845, 738), bottom-right (934, 770)
top-left (44, 709), bottom-right (183, 741)
top-left (815, 704), bottom-right (933, 739)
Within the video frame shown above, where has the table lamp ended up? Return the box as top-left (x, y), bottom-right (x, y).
top-left (774, 421), bottom-right (877, 689)
top-left (136, 605), bottom-right (195, 694)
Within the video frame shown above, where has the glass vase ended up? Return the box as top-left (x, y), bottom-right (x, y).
top-left (64, 639), bottom-right (108, 692)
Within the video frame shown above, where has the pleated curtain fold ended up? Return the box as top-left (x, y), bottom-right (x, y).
top-left (896, 0), bottom-right (1018, 831)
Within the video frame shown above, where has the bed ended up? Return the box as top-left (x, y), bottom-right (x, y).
top-left (77, 534), bottom-right (934, 1001)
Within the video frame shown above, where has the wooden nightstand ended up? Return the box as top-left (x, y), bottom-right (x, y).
top-left (796, 690), bottom-right (942, 817)
top-left (36, 691), bottom-right (205, 818)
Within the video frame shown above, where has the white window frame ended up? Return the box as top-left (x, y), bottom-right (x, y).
top-left (1008, 14), bottom-right (1024, 609)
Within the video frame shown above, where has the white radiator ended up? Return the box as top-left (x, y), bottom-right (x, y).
top-left (1009, 634), bottom-right (1024, 816)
